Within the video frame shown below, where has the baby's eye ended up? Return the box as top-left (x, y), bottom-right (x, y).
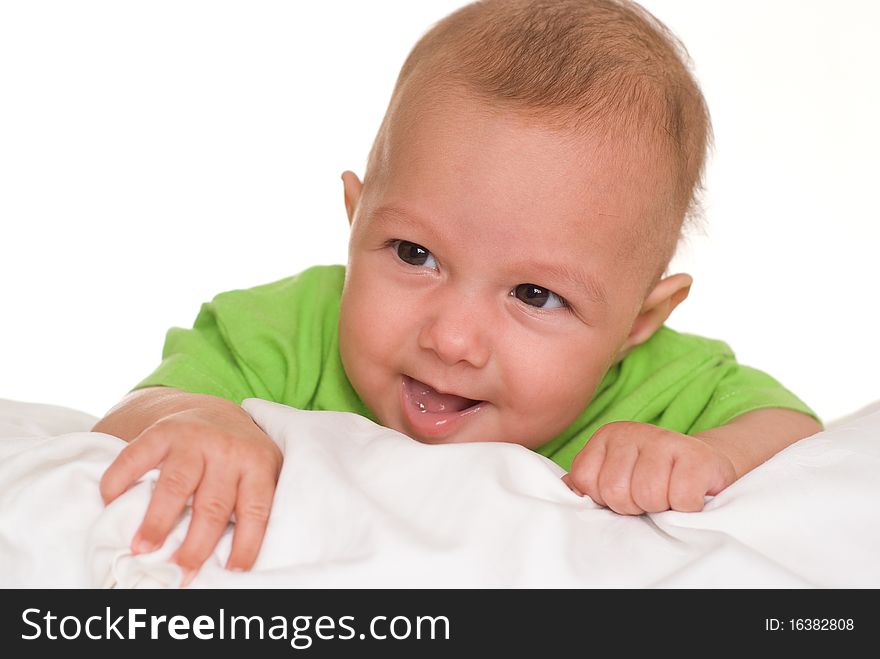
top-left (393, 240), bottom-right (437, 269)
top-left (511, 283), bottom-right (567, 309)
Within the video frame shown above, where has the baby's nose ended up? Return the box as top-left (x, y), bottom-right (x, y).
top-left (417, 293), bottom-right (492, 369)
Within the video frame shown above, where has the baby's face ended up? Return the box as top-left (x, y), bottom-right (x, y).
top-left (339, 93), bottom-right (670, 448)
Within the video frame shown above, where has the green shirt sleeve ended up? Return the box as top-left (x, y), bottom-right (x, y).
top-left (133, 298), bottom-right (261, 403)
top-left (685, 363), bottom-right (821, 434)
top-left (132, 265), bottom-right (370, 417)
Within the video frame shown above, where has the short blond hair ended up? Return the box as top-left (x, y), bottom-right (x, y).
top-left (367, 0), bottom-right (713, 284)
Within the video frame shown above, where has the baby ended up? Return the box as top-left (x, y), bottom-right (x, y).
top-left (93, 0), bottom-right (822, 583)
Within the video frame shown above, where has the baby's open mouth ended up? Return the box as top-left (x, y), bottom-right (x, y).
top-left (402, 375), bottom-right (483, 413)
top-left (399, 375), bottom-right (487, 440)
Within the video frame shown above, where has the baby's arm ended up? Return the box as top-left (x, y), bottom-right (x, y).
top-left (93, 387), bottom-right (282, 582)
top-left (563, 408), bottom-right (822, 514)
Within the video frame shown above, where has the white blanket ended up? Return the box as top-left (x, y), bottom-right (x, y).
top-left (1, 397), bottom-right (878, 588)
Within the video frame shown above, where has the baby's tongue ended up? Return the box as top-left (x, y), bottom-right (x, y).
top-left (407, 377), bottom-right (477, 413)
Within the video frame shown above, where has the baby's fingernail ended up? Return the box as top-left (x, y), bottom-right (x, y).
top-left (132, 537), bottom-right (158, 555)
top-left (181, 567), bottom-right (197, 587)
top-left (225, 559), bottom-right (245, 572)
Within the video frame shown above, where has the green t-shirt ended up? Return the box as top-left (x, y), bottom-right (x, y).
top-left (134, 265), bottom-right (821, 470)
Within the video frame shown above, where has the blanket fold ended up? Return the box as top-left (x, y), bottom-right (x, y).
top-left (0, 397), bottom-right (877, 588)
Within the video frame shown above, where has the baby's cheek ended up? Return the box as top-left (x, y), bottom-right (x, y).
top-left (340, 300), bottom-right (390, 387)
top-left (509, 363), bottom-right (590, 425)
top-left (343, 289), bottom-right (398, 352)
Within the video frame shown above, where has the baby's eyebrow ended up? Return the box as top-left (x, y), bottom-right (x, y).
top-left (369, 205), bottom-right (427, 231)
top-left (368, 204), bottom-right (446, 246)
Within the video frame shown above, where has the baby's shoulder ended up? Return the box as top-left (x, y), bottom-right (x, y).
top-left (640, 326), bottom-right (736, 362)
top-left (205, 265), bottom-right (346, 333)
top-left (214, 264), bottom-right (345, 305)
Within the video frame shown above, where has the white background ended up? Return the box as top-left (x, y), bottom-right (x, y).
top-left (1, 0), bottom-right (877, 421)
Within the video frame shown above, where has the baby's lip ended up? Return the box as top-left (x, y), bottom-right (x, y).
top-left (399, 375), bottom-right (488, 441)
top-left (403, 374), bottom-right (484, 408)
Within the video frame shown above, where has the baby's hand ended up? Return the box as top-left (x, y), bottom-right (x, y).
top-left (99, 406), bottom-right (282, 583)
top-left (562, 421), bottom-right (736, 515)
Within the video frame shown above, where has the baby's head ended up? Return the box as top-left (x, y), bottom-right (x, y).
top-left (338, 0), bottom-right (712, 447)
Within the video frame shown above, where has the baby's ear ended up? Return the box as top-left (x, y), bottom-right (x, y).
top-left (341, 170), bottom-right (364, 227)
top-left (617, 273), bottom-right (692, 357)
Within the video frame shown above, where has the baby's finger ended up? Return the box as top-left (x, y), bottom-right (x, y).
top-left (100, 432), bottom-right (170, 504)
top-left (225, 471), bottom-right (276, 571)
top-left (667, 458), bottom-right (709, 512)
top-left (630, 448), bottom-right (674, 513)
top-left (597, 442), bottom-right (642, 515)
top-left (173, 463), bottom-right (238, 579)
top-left (568, 439), bottom-right (607, 506)
top-left (560, 473), bottom-right (585, 496)
top-left (132, 449), bottom-right (205, 554)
